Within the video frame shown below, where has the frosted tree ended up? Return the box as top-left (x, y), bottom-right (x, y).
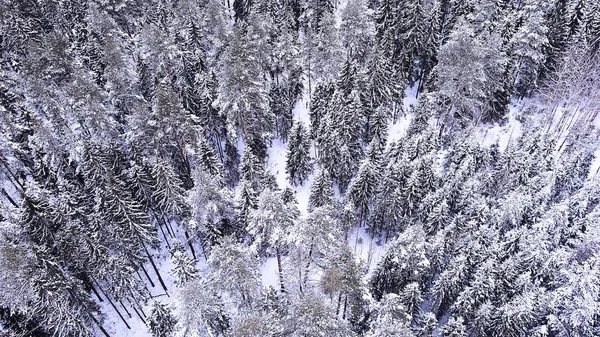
top-left (289, 205), bottom-right (344, 293)
top-left (229, 311), bottom-right (283, 337)
top-left (170, 239), bottom-right (198, 287)
top-left (347, 138), bottom-right (384, 225)
top-left (309, 80), bottom-right (336, 140)
top-left (288, 292), bottom-right (355, 337)
top-left (320, 244), bottom-right (365, 320)
top-left (434, 20), bottom-right (505, 129)
top-left (511, 2), bottom-right (549, 97)
top-left (188, 166), bottom-right (236, 249)
top-left (364, 49), bottom-right (405, 120)
top-left (177, 279), bottom-right (230, 336)
top-left (441, 316), bottom-right (467, 337)
top-left (208, 236), bottom-right (261, 307)
top-left (340, 0), bottom-right (375, 62)
top-left (152, 159), bottom-right (189, 218)
top-left (366, 294), bottom-right (415, 337)
top-left (148, 301), bottom-right (177, 337)
top-left (303, 12), bottom-right (343, 92)
top-left (370, 225), bottom-right (430, 300)
top-left (286, 121), bottom-right (313, 186)
top-left (219, 23), bottom-right (273, 145)
top-left (308, 168), bottom-right (335, 211)
top-left (248, 188), bottom-right (299, 292)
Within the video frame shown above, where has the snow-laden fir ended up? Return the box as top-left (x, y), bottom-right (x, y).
top-left (1, 0), bottom-right (600, 336)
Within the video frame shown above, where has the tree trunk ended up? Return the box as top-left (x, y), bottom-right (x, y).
top-left (276, 245), bottom-right (285, 293)
top-left (158, 221), bottom-right (171, 249)
top-left (90, 313), bottom-right (111, 337)
top-left (1, 188), bottom-right (17, 207)
top-left (303, 241), bottom-right (314, 287)
top-left (119, 300), bottom-right (132, 318)
top-left (185, 230), bottom-right (197, 260)
top-left (140, 240), bottom-right (169, 295)
top-left (161, 214), bottom-right (176, 238)
top-left (96, 282), bottom-right (130, 329)
top-left (139, 264), bottom-right (156, 288)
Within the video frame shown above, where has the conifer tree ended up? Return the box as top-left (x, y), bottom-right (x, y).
top-left (286, 121), bottom-right (313, 186)
top-left (170, 240), bottom-right (198, 287)
top-left (347, 139), bottom-right (383, 224)
top-left (219, 23), bottom-right (273, 145)
top-left (148, 301), bottom-right (177, 337)
top-left (308, 169), bottom-right (335, 211)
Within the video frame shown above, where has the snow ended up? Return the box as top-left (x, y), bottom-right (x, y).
top-left (348, 227), bottom-right (386, 276)
top-left (99, 76), bottom-right (559, 337)
top-left (387, 115), bottom-right (413, 145)
top-left (589, 147), bottom-right (600, 179)
top-left (98, 228), bottom-right (206, 337)
top-left (473, 100), bottom-right (524, 150)
top-left (259, 257), bottom-right (281, 289)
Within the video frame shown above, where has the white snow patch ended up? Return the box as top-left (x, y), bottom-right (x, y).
top-left (260, 257), bottom-right (281, 289)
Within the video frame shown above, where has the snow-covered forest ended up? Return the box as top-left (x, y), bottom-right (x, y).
top-left (1, 0), bottom-right (600, 336)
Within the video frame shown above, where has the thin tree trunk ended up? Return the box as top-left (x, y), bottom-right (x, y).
top-left (140, 239), bottom-right (169, 295)
top-left (276, 245), bottom-right (285, 293)
top-left (139, 264), bottom-right (156, 288)
top-left (342, 295), bottom-right (348, 320)
top-left (158, 221), bottom-right (171, 249)
top-left (0, 158), bottom-right (25, 193)
top-left (1, 188), bottom-right (17, 207)
top-left (336, 293), bottom-right (343, 316)
top-left (96, 283), bottom-right (130, 329)
top-left (117, 299), bottom-right (131, 318)
top-left (128, 298), bottom-right (147, 323)
top-left (90, 283), bottom-right (103, 302)
top-left (185, 230), bottom-right (197, 260)
top-left (90, 313), bottom-right (111, 337)
top-left (303, 241), bottom-right (314, 287)
top-left (136, 269), bottom-right (153, 292)
top-left (161, 214), bottom-right (176, 238)
top-left (130, 302), bottom-right (146, 324)
top-left (416, 71), bottom-right (424, 99)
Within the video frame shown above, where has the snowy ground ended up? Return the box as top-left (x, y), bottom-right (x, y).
top-left (100, 84), bottom-right (542, 337)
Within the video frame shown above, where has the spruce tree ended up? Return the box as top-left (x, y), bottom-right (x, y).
top-left (170, 240), bottom-right (198, 287)
top-left (308, 169), bottom-right (335, 211)
top-left (148, 301), bottom-right (177, 337)
top-left (286, 121), bottom-right (313, 186)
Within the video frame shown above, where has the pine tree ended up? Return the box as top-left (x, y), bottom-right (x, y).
top-left (288, 292), bottom-right (354, 337)
top-left (340, 0), bottom-right (375, 63)
top-left (309, 80), bottom-right (336, 140)
top-left (248, 189), bottom-right (299, 292)
top-left (170, 240), bottom-right (198, 287)
top-left (219, 23), bottom-right (273, 145)
top-left (441, 316), bottom-right (467, 337)
top-left (286, 121), bottom-right (313, 186)
top-left (367, 294), bottom-right (415, 337)
top-left (542, 0), bottom-right (572, 82)
top-left (347, 139), bottom-right (382, 224)
top-left (152, 159), bottom-right (189, 217)
top-left (512, 3), bottom-right (549, 97)
top-left (308, 169), bottom-right (334, 211)
top-left (434, 20), bottom-right (504, 128)
top-left (364, 49), bottom-right (405, 120)
top-left (148, 301), bottom-right (177, 337)
top-left (370, 225), bottom-right (430, 300)
top-left (177, 279), bottom-right (230, 336)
